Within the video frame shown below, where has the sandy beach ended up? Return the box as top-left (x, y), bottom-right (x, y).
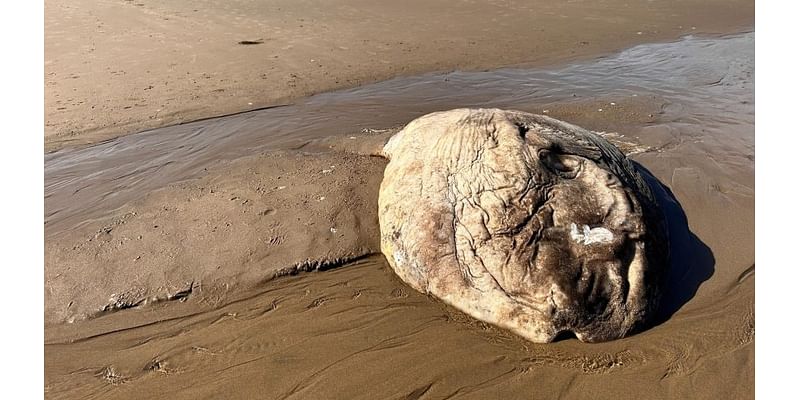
top-left (45, 1), bottom-right (754, 399)
top-left (45, 0), bottom-right (752, 152)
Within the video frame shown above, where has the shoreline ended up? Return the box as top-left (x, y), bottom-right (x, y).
top-left (44, 28), bottom-right (754, 157)
top-left (45, 0), bottom-right (753, 153)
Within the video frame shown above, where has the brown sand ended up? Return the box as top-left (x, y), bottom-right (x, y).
top-left (45, 255), bottom-right (752, 399)
top-left (45, 149), bottom-right (388, 324)
top-left (45, 0), bottom-right (753, 152)
top-left (44, 1), bottom-right (754, 399)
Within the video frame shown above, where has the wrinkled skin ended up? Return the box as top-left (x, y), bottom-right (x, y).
top-left (378, 109), bottom-right (668, 343)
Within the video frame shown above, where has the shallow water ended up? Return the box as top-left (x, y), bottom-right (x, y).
top-left (44, 32), bottom-right (754, 237)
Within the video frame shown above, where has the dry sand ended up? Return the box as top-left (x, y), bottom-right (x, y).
top-left (44, 1), bottom-right (754, 399)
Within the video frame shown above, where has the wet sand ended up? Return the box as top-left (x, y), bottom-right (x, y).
top-left (45, 6), bottom-right (754, 400)
top-left (45, 127), bottom-right (755, 398)
top-left (44, 0), bottom-right (753, 152)
top-left (45, 256), bottom-right (752, 399)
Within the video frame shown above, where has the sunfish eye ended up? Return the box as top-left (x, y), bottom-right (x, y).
top-left (538, 149), bottom-right (582, 178)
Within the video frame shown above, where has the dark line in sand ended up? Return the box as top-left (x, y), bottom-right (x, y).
top-left (46, 254), bottom-right (384, 346)
top-left (44, 311), bottom-right (208, 346)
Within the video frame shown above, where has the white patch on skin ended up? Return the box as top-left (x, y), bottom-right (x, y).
top-left (570, 223), bottom-right (614, 245)
top-left (393, 249), bottom-right (406, 266)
